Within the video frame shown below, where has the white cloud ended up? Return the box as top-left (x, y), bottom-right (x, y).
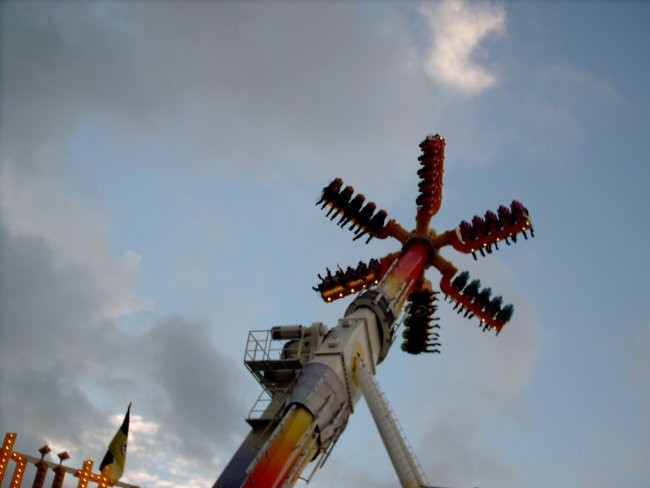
top-left (420, 0), bottom-right (506, 94)
top-left (127, 415), bottom-right (160, 436)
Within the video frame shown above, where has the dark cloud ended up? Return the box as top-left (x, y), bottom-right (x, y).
top-left (0, 2), bottom-right (146, 172)
top-left (137, 317), bottom-right (246, 465)
top-left (0, 2), bottom-right (555, 485)
top-left (0, 218), bottom-right (246, 479)
top-left (0, 228), bottom-right (113, 369)
top-left (0, 226), bottom-right (114, 457)
top-left (0, 2), bottom-right (436, 183)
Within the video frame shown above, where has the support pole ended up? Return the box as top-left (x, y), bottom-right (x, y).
top-left (354, 356), bottom-right (429, 488)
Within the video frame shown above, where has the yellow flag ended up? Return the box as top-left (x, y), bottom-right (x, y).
top-left (100, 403), bottom-right (131, 484)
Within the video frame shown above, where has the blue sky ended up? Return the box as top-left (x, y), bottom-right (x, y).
top-left (1, 1), bottom-right (648, 487)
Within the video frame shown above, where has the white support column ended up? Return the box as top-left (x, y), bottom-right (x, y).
top-left (354, 356), bottom-right (429, 488)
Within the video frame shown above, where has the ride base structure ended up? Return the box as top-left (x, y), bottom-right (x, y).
top-left (213, 135), bottom-right (534, 488)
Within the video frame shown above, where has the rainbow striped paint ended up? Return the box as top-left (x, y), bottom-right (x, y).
top-left (241, 406), bottom-right (316, 488)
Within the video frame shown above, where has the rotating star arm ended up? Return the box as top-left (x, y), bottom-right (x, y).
top-left (313, 253), bottom-right (400, 302)
top-left (313, 134), bottom-right (534, 348)
top-left (415, 134), bottom-right (445, 235)
top-left (445, 200), bottom-right (534, 260)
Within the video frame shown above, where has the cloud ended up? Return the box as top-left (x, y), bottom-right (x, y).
top-left (0, 1), bottom-right (438, 192)
top-left (420, 0), bottom-right (506, 94)
top-left (0, 222), bottom-right (130, 462)
top-left (123, 414), bottom-right (159, 436)
top-left (0, 167), bottom-right (152, 320)
top-left (136, 317), bottom-right (246, 465)
top-left (0, 215), bottom-right (247, 484)
top-left (0, 159), bottom-right (246, 484)
top-left (0, 2), bottom-right (549, 486)
top-left (114, 411), bottom-right (222, 488)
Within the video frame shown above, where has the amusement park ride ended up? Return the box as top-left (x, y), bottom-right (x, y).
top-left (213, 135), bottom-right (534, 488)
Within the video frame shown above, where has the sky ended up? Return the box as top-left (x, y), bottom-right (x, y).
top-left (1, 1), bottom-right (649, 487)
